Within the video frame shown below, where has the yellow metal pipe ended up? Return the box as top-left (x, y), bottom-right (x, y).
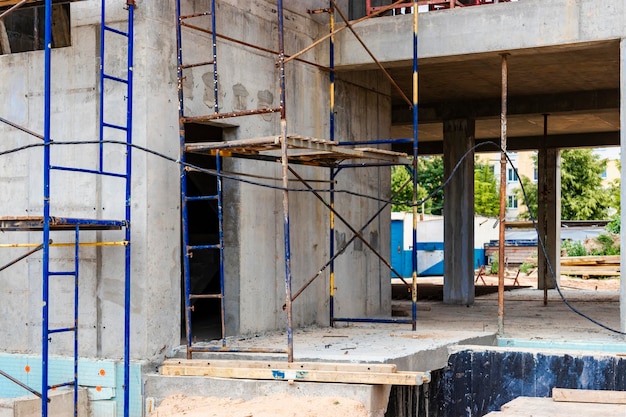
top-left (0, 241), bottom-right (128, 248)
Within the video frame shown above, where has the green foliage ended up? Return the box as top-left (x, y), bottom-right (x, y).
top-left (489, 252), bottom-right (499, 274)
top-left (561, 234), bottom-right (620, 257)
top-left (418, 156), bottom-right (444, 215)
top-left (561, 240), bottom-right (587, 257)
top-left (474, 162), bottom-right (500, 216)
top-left (514, 175), bottom-right (538, 220)
top-left (519, 261), bottom-right (536, 274)
top-left (515, 149), bottom-right (618, 221)
top-left (560, 149), bottom-right (611, 220)
top-left (606, 217), bottom-right (620, 234)
top-left (593, 234), bottom-right (620, 256)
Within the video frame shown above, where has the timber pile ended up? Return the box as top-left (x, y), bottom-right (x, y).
top-left (485, 388), bottom-right (626, 416)
top-left (560, 255), bottom-right (620, 278)
top-left (526, 255), bottom-right (620, 278)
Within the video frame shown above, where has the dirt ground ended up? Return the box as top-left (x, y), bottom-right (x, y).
top-left (478, 268), bottom-right (621, 291)
top-left (148, 393), bottom-right (369, 417)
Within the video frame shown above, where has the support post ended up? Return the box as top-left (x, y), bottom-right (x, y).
top-left (537, 148), bottom-right (561, 290)
top-left (498, 53), bottom-right (508, 335)
top-left (619, 38), bottom-right (626, 332)
top-left (443, 118), bottom-right (475, 305)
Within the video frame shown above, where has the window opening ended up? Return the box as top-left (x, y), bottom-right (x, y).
top-left (0, 3), bottom-right (70, 54)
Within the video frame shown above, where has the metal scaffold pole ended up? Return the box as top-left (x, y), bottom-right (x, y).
top-left (498, 53), bottom-right (508, 336)
top-left (42, 0), bottom-right (52, 414)
top-left (276, 0), bottom-right (294, 363)
top-left (411, 0), bottom-right (419, 331)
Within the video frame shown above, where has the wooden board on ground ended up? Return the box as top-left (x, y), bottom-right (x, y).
top-left (552, 388), bottom-right (626, 404)
top-left (484, 396), bottom-right (626, 417)
top-left (160, 359), bottom-right (430, 386)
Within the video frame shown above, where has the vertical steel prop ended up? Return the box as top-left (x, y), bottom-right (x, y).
top-left (411, 0), bottom-right (419, 331)
top-left (542, 113), bottom-right (549, 306)
top-left (123, 3), bottom-right (135, 416)
top-left (217, 150), bottom-right (226, 344)
top-left (42, 0), bottom-right (52, 414)
top-left (329, 1), bottom-right (336, 327)
top-left (497, 53), bottom-right (509, 336)
top-left (276, 0), bottom-right (294, 362)
top-left (175, 0), bottom-right (194, 359)
top-left (211, 0), bottom-right (218, 113)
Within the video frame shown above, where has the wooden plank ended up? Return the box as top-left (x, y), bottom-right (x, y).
top-left (0, 0), bottom-right (36, 7)
top-left (552, 388), bottom-right (626, 405)
top-left (163, 359), bottom-right (397, 373)
top-left (485, 397), bottom-right (626, 417)
top-left (560, 255), bottom-right (620, 266)
top-left (161, 365), bottom-right (428, 386)
top-left (160, 359), bottom-right (430, 386)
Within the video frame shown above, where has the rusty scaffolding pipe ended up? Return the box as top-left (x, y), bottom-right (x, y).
top-left (497, 53), bottom-right (509, 336)
top-left (330, 0), bottom-right (412, 107)
top-left (0, 0), bottom-right (27, 19)
top-left (284, 0), bottom-right (406, 65)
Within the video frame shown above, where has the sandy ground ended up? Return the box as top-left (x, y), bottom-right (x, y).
top-left (148, 393), bottom-right (369, 417)
top-left (152, 272), bottom-right (622, 417)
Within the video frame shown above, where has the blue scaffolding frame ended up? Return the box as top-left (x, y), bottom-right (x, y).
top-left (0, 0), bottom-right (135, 416)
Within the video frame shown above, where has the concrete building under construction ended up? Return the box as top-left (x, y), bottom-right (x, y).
top-left (0, 0), bottom-right (625, 416)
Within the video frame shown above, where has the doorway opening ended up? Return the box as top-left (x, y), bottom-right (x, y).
top-left (181, 123), bottom-right (223, 342)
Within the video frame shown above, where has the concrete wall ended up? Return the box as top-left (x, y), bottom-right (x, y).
top-left (0, 0), bottom-right (394, 362)
top-left (0, 0), bottom-right (180, 362)
top-left (335, 0), bottom-right (626, 68)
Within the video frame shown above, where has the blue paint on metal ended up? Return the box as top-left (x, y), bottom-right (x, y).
top-left (42, 0), bottom-right (53, 414)
top-left (175, 0), bottom-right (194, 356)
top-left (333, 317), bottom-right (413, 324)
top-left (211, 0), bottom-right (218, 113)
top-left (217, 151), bottom-right (226, 346)
top-left (124, 5), bottom-right (135, 417)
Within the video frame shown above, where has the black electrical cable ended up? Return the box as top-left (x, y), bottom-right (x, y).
top-left (504, 151), bottom-right (626, 336)
top-left (1, 138), bottom-right (623, 334)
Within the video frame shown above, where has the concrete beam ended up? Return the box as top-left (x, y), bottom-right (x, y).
top-left (393, 90), bottom-right (620, 124)
top-left (395, 131), bottom-right (620, 155)
top-left (335, 0), bottom-right (626, 69)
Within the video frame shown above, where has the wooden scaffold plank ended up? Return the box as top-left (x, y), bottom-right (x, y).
top-left (160, 359), bottom-right (430, 386)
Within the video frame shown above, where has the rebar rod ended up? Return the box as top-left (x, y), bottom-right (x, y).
top-left (0, 240), bottom-right (48, 272)
top-left (0, 369), bottom-right (46, 400)
top-left (0, 116), bottom-right (44, 140)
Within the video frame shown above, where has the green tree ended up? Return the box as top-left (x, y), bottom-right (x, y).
top-left (418, 156), bottom-right (444, 215)
top-left (474, 162), bottom-right (499, 216)
top-left (560, 149), bottom-right (610, 220)
top-left (514, 175), bottom-right (538, 220)
top-left (515, 149), bottom-right (616, 221)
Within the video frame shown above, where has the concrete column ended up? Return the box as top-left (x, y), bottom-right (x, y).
top-left (619, 39), bottom-right (626, 332)
top-left (537, 148), bottom-right (561, 289)
top-left (443, 119), bottom-right (475, 305)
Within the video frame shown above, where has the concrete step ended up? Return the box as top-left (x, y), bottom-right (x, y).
top-left (0, 388), bottom-right (88, 417)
